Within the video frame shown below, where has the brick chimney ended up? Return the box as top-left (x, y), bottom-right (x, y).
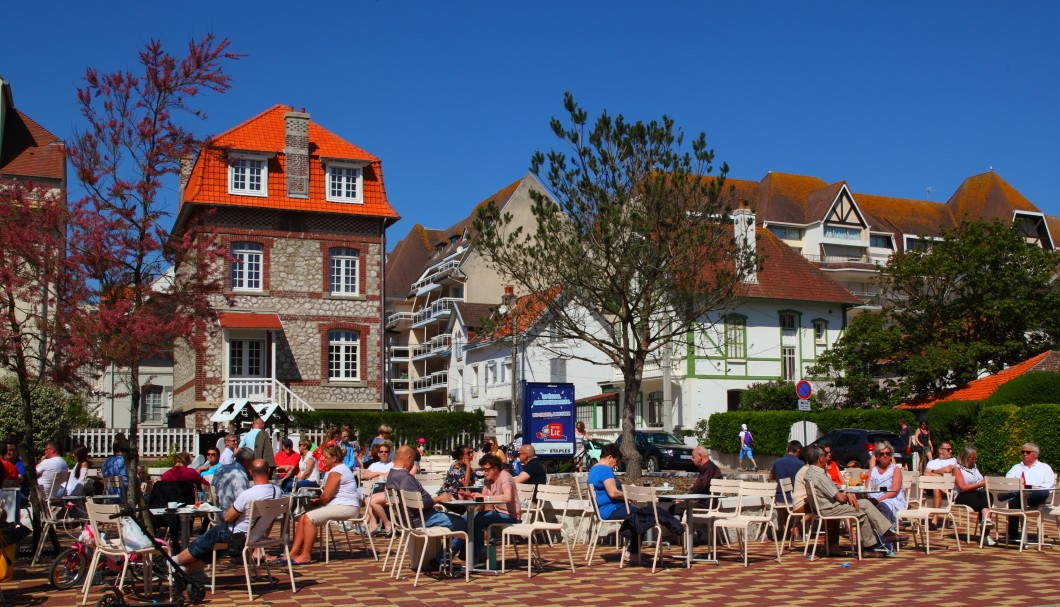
top-left (284, 110), bottom-right (310, 198)
top-left (732, 207), bottom-right (758, 284)
top-left (178, 153), bottom-right (195, 202)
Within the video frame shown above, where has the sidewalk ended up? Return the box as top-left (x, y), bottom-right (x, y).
top-left (4, 526), bottom-right (1059, 607)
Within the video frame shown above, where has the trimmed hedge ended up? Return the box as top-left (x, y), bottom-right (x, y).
top-left (973, 405), bottom-right (1025, 475)
top-left (1018, 404), bottom-right (1060, 473)
top-left (925, 400), bottom-right (982, 453)
top-left (289, 410), bottom-right (486, 449)
top-left (706, 409), bottom-right (906, 456)
top-left (986, 372), bottom-right (1060, 407)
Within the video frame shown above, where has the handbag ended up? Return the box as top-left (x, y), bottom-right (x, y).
top-left (120, 516), bottom-right (153, 550)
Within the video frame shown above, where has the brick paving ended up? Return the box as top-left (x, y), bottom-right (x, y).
top-left (4, 524), bottom-right (1060, 607)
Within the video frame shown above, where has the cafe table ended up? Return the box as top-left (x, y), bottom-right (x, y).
top-left (658, 493), bottom-right (721, 567)
top-left (445, 498), bottom-right (507, 574)
top-left (148, 503), bottom-right (222, 548)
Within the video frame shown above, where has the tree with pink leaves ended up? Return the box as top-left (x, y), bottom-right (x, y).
top-left (67, 35), bottom-right (240, 505)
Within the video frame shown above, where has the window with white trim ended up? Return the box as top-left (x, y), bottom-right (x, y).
top-left (780, 312), bottom-right (797, 330)
top-left (139, 386), bottom-right (167, 423)
top-left (326, 163), bottom-right (364, 203)
top-left (329, 248), bottom-right (359, 295)
top-left (725, 315), bottom-right (747, 358)
top-left (824, 225), bottom-right (861, 240)
top-left (327, 330), bottom-right (361, 381)
top-left (814, 320), bottom-right (827, 344)
top-left (782, 346), bottom-right (797, 380)
top-left (229, 339), bottom-right (264, 377)
top-left (229, 157), bottom-right (267, 196)
top-left (230, 242), bottom-right (263, 291)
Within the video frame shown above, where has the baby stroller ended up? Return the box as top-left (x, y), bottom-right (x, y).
top-left (91, 504), bottom-right (204, 607)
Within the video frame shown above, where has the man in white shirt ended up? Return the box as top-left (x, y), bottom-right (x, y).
top-left (218, 434), bottom-right (237, 466)
top-left (174, 459), bottom-right (284, 573)
top-left (923, 442), bottom-right (958, 528)
top-left (35, 442), bottom-right (69, 497)
top-left (1003, 443), bottom-right (1056, 539)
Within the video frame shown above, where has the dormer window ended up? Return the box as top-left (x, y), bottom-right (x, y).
top-left (326, 161), bottom-right (364, 203)
top-left (229, 155), bottom-right (268, 197)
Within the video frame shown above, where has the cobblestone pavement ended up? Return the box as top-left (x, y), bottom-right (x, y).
top-left (4, 524), bottom-right (1060, 607)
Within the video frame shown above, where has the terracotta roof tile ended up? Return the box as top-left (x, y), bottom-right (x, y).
top-left (181, 105), bottom-right (398, 221)
top-left (1045, 216), bottom-right (1060, 247)
top-left (806, 182), bottom-right (846, 223)
top-left (896, 350), bottom-right (1056, 410)
top-left (756, 172), bottom-right (827, 225)
top-left (577, 392), bottom-right (619, 404)
top-left (452, 302), bottom-right (496, 331)
top-left (385, 225), bottom-right (434, 299)
top-left (738, 228), bottom-right (863, 304)
top-left (947, 171), bottom-right (1040, 221)
top-left (473, 287), bottom-right (560, 343)
top-left (854, 193), bottom-right (954, 247)
top-left (0, 109), bottom-right (64, 181)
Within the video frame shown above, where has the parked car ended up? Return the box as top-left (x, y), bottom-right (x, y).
top-left (581, 437), bottom-right (612, 467)
top-left (614, 431), bottom-right (696, 472)
top-left (810, 429), bottom-right (908, 469)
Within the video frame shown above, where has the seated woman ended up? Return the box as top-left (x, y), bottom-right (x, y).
top-left (462, 453), bottom-right (520, 565)
top-left (65, 446), bottom-right (91, 497)
top-left (363, 441), bottom-right (396, 536)
top-left (294, 439), bottom-right (321, 492)
top-left (283, 445), bottom-right (360, 565)
top-left (953, 445), bottom-right (995, 546)
top-left (867, 441), bottom-right (906, 543)
top-left (588, 444), bottom-right (626, 520)
top-left (161, 452), bottom-right (209, 492)
top-left (439, 446), bottom-right (474, 515)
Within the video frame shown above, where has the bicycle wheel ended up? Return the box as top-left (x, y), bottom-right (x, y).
top-left (94, 587), bottom-right (126, 607)
top-left (49, 547), bottom-right (88, 590)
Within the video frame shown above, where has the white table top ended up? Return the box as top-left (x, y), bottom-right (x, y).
top-left (149, 505), bottom-right (222, 516)
top-left (660, 493), bottom-right (721, 500)
top-left (447, 499), bottom-right (506, 506)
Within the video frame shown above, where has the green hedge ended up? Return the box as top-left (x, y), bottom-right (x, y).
top-left (973, 405), bottom-right (1025, 475)
top-left (1018, 404), bottom-right (1060, 473)
top-left (706, 409), bottom-right (906, 456)
top-left (986, 372), bottom-right (1060, 407)
top-left (289, 410), bottom-right (486, 449)
top-left (925, 400), bottom-right (983, 453)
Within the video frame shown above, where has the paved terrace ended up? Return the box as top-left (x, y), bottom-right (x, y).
top-left (4, 524), bottom-right (1060, 607)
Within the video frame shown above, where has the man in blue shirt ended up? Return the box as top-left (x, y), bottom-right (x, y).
top-left (769, 440), bottom-right (804, 505)
top-left (339, 428), bottom-right (360, 470)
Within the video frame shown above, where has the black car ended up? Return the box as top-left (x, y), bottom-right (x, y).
top-left (811, 428), bottom-right (908, 469)
top-left (614, 430), bottom-right (697, 472)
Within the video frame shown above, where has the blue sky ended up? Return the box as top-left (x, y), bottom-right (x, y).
top-left (3, 2), bottom-right (1058, 240)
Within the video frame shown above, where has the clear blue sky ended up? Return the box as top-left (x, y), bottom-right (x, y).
top-left (4, 2), bottom-right (1059, 241)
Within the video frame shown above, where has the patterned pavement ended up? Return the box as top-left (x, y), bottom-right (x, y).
top-left (4, 522), bottom-right (1060, 607)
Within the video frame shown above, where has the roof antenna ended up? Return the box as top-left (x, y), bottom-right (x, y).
top-left (925, 186), bottom-right (934, 199)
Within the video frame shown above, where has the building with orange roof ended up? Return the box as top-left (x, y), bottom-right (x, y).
top-left (383, 173), bottom-right (553, 415)
top-left (169, 105), bottom-right (400, 426)
top-left (895, 350), bottom-right (1058, 411)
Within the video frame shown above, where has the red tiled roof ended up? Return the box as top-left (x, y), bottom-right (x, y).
top-left (0, 109), bottom-right (64, 181)
top-left (947, 171), bottom-right (1040, 221)
top-left (181, 105), bottom-right (398, 221)
top-left (472, 287), bottom-right (561, 343)
top-left (577, 392), bottom-right (619, 404)
top-left (756, 172), bottom-right (827, 225)
top-left (854, 193), bottom-right (954, 247)
top-left (806, 182), bottom-right (846, 223)
top-left (739, 228), bottom-right (863, 304)
top-left (1046, 216), bottom-right (1060, 247)
top-left (218, 312), bottom-right (283, 329)
top-left (896, 350), bottom-right (1056, 410)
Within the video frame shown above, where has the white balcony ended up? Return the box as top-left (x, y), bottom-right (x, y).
top-left (412, 334), bottom-right (452, 360)
top-left (413, 370), bottom-right (448, 393)
top-left (386, 311), bottom-right (415, 327)
top-left (391, 378), bottom-right (410, 394)
top-left (225, 378), bottom-right (313, 412)
top-left (411, 259), bottom-right (461, 291)
top-left (390, 346), bottom-right (410, 362)
top-left (411, 298), bottom-right (461, 328)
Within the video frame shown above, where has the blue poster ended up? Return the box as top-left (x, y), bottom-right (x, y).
top-left (523, 382), bottom-right (575, 457)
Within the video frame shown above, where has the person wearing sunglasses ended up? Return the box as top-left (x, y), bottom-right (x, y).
top-left (867, 441), bottom-right (907, 544)
top-left (364, 441), bottom-right (396, 536)
top-left (197, 448), bottom-right (223, 479)
top-left (1002, 443), bottom-right (1055, 541)
top-left (463, 453), bottom-right (521, 565)
top-left (923, 441), bottom-right (958, 529)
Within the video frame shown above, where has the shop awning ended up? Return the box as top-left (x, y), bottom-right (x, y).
top-left (218, 312), bottom-right (283, 330)
top-left (210, 398), bottom-right (249, 423)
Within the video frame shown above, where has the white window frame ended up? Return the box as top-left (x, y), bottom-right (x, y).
top-left (325, 161), bottom-right (365, 204)
top-left (725, 315), bottom-right (747, 359)
top-left (230, 242), bottom-right (264, 292)
top-left (782, 346), bottom-right (797, 380)
top-left (140, 386), bottom-right (167, 423)
top-left (228, 155), bottom-right (268, 197)
top-left (329, 248), bottom-right (360, 296)
top-left (229, 338), bottom-right (265, 377)
top-left (780, 312), bottom-right (798, 330)
top-left (814, 320), bottom-right (827, 344)
top-left (327, 330), bottom-right (361, 382)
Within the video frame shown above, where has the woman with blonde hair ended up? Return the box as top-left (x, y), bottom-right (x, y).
top-left (953, 444), bottom-right (994, 545)
top-left (281, 445), bottom-right (360, 565)
top-left (867, 440), bottom-right (906, 543)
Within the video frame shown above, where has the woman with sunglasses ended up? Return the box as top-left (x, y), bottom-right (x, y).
top-left (364, 441), bottom-right (395, 536)
top-left (463, 453), bottom-right (521, 565)
top-left (867, 440), bottom-right (907, 543)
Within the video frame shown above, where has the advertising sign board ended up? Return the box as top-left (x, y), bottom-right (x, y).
top-left (523, 382), bottom-right (576, 457)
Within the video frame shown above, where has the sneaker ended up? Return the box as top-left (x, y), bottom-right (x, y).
top-left (984, 536), bottom-right (997, 547)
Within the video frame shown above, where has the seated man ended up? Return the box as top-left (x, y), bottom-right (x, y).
top-left (924, 441), bottom-right (957, 528)
top-left (512, 444), bottom-right (547, 486)
top-left (385, 445), bottom-right (465, 561)
top-left (769, 440), bottom-right (803, 506)
top-left (1003, 443), bottom-right (1056, 540)
top-left (802, 444), bottom-right (895, 556)
top-left (273, 439), bottom-right (300, 492)
top-left (212, 448), bottom-right (255, 512)
top-left (174, 459), bottom-right (284, 576)
top-left (36, 441), bottom-right (69, 497)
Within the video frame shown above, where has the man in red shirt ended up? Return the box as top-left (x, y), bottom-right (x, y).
top-left (0, 443), bottom-right (19, 484)
top-left (275, 438), bottom-right (301, 493)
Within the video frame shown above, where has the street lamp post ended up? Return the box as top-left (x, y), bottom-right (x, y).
top-left (502, 285), bottom-right (519, 435)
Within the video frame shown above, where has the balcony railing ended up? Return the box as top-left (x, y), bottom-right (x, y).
top-left (411, 259), bottom-right (462, 291)
top-left (412, 335), bottom-right (452, 359)
top-left (386, 311), bottom-right (415, 327)
top-left (391, 378), bottom-right (410, 393)
top-left (390, 346), bottom-right (410, 362)
top-left (226, 378), bottom-right (313, 412)
top-left (413, 370), bottom-right (448, 393)
top-left (411, 298), bottom-right (461, 328)
top-left (802, 253), bottom-right (876, 264)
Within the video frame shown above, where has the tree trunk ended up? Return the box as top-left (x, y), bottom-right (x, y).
top-left (16, 375), bottom-right (53, 553)
top-left (619, 357), bottom-right (644, 478)
top-left (124, 370), bottom-right (151, 532)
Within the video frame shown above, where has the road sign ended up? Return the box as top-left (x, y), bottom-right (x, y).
top-left (795, 380), bottom-right (812, 399)
top-left (798, 399), bottom-right (812, 412)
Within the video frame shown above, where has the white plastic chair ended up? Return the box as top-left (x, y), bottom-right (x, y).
top-left (397, 489), bottom-right (469, 586)
top-left (80, 500), bottom-right (168, 605)
top-left (984, 476), bottom-right (1043, 551)
top-left (805, 478), bottom-right (862, 561)
top-left (712, 481), bottom-right (781, 566)
top-left (500, 485), bottom-right (576, 577)
top-left (895, 475), bottom-right (961, 554)
top-left (584, 483), bottom-right (623, 565)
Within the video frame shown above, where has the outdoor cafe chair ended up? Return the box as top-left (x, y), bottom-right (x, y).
top-left (584, 482), bottom-right (623, 565)
top-left (32, 470), bottom-right (80, 566)
top-left (382, 488), bottom-right (409, 577)
top-left (620, 484), bottom-right (678, 573)
top-left (712, 481), bottom-right (781, 567)
top-left (213, 496), bottom-right (296, 601)
top-left (895, 475), bottom-right (961, 554)
top-left (397, 488), bottom-right (469, 586)
top-left (983, 476), bottom-right (1043, 551)
top-left (776, 477), bottom-right (805, 550)
top-left (568, 472), bottom-right (595, 545)
top-left (80, 499), bottom-right (169, 606)
top-left (805, 478), bottom-right (862, 561)
top-left (501, 484), bottom-right (576, 577)
top-left (689, 477), bottom-right (740, 549)
top-left (322, 482), bottom-right (377, 562)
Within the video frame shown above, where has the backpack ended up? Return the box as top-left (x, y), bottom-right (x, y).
top-left (743, 431), bottom-right (753, 446)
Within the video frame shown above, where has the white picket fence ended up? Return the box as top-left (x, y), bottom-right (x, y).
top-left (71, 427), bottom-right (200, 459)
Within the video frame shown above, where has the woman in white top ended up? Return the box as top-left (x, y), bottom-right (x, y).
top-left (294, 439), bottom-right (321, 492)
top-left (284, 445), bottom-right (360, 565)
top-left (953, 445), bottom-right (994, 545)
top-left (364, 440), bottom-right (396, 536)
top-left (65, 446), bottom-right (91, 497)
top-left (867, 440), bottom-right (906, 539)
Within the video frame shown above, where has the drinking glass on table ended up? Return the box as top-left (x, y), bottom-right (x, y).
top-left (859, 472), bottom-right (869, 487)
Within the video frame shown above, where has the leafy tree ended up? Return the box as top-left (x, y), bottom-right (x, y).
top-left (811, 220), bottom-right (1060, 404)
top-left (0, 179), bottom-right (92, 538)
top-left (67, 35), bottom-right (240, 506)
top-left (738, 380), bottom-right (830, 411)
top-left (0, 376), bottom-right (101, 449)
top-left (474, 93), bottom-right (753, 475)
top-left (807, 312), bottom-right (902, 408)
